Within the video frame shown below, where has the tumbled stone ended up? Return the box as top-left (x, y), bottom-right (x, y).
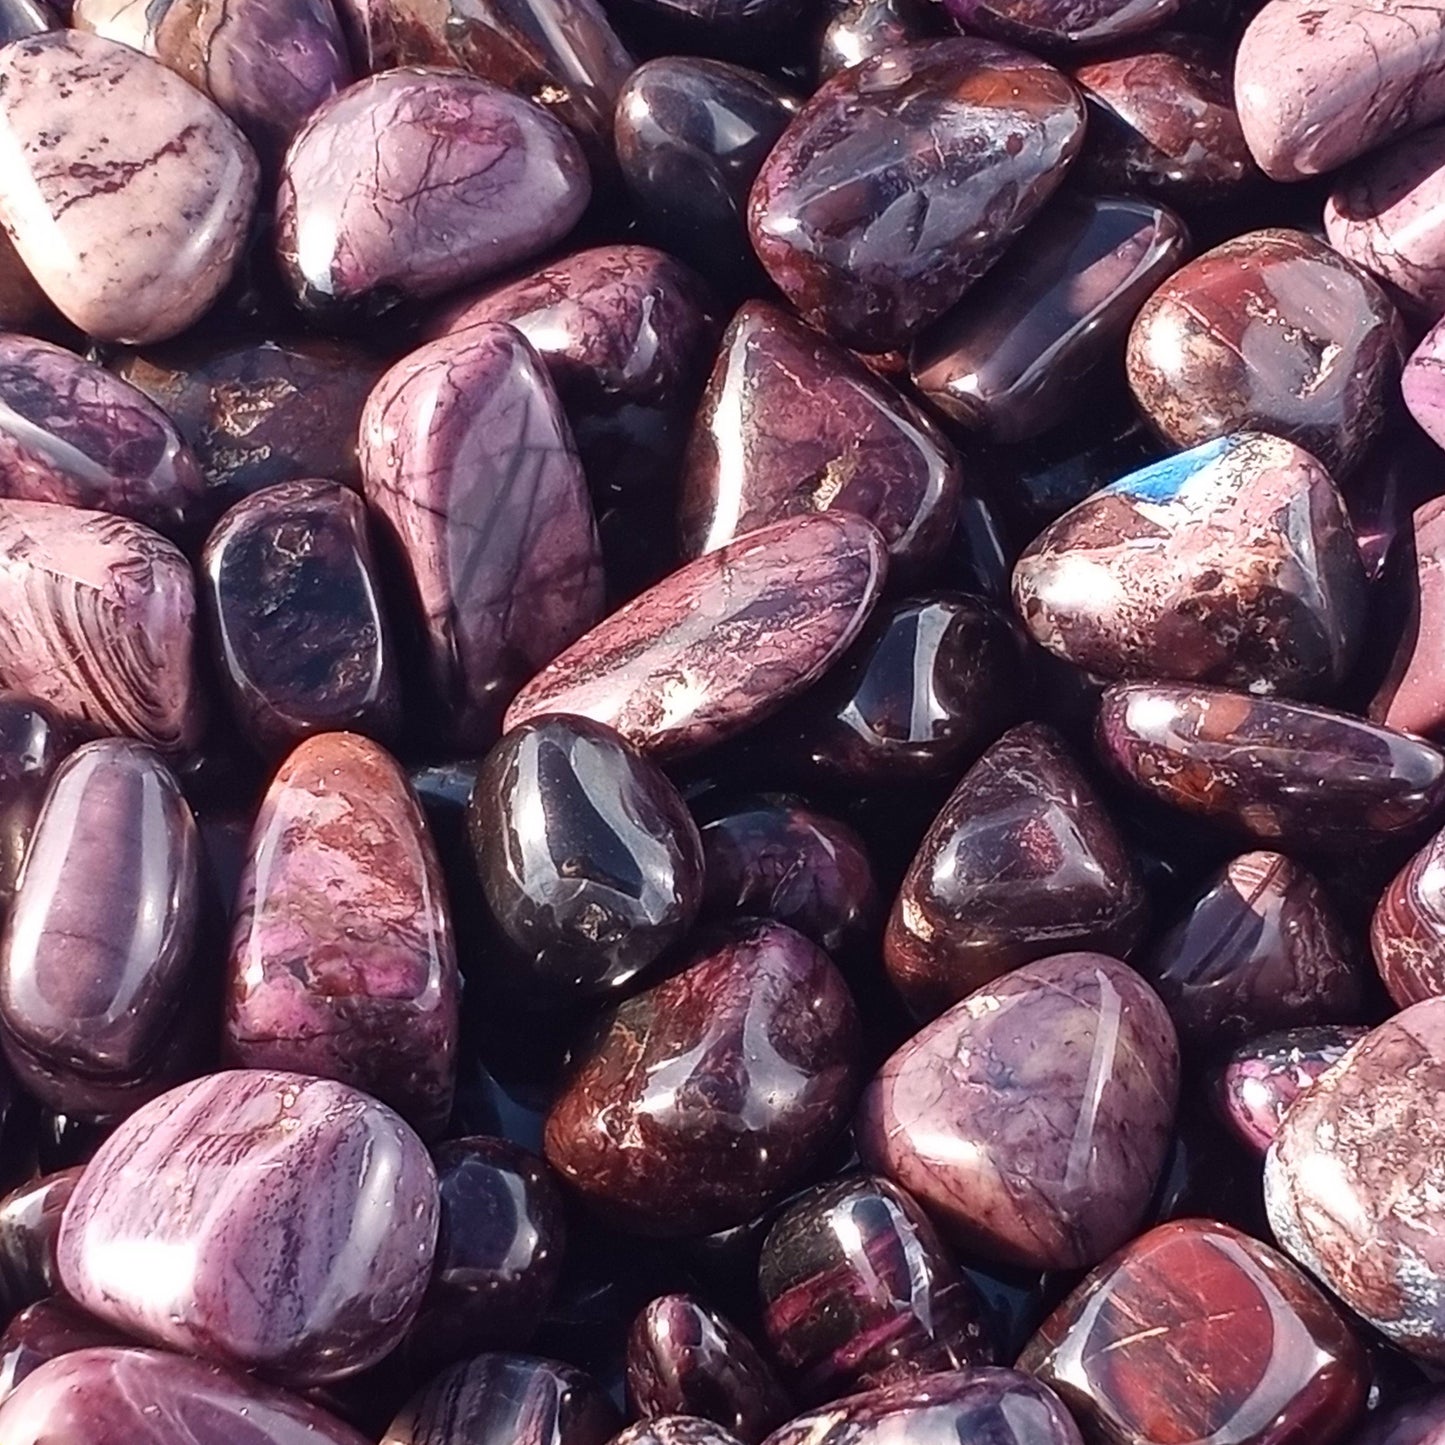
top-left (858, 952), bottom-right (1177, 1271)
top-left (277, 70), bottom-right (589, 316)
top-left (0, 1302), bottom-right (123, 1405)
top-left (1021, 1219), bottom-right (1368, 1445)
top-left (0, 1170), bottom-right (77, 1330)
top-left (616, 1422), bottom-right (745, 1445)
top-left (1373, 498), bottom-right (1445, 738)
top-left (748, 39), bottom-right (1086, 351)
top-left (1406, 317), bottom-right (1445, 453)
top-left (224, 733), bottom-right (460, 1136)
top-left (505, 513), bottom-right (887, 758)
top-left (1354, 1390), bottom-right (1445, 1444)
top-left (1097, 683), bottom-right (1445, 851)
top-left (0, 694), bottom-right (69, 914)
top-left (941, 0), bottom-right (1178, 51)
top-left (818, 0), bottom-right (932, 78)
top-left (1372, 820), bottom-right (1445, 1007)
top-left (884, 723), bottom-right (1146, 1018)
top-left (680, 302), bottom-right (961, 578)
top-left (544, 920), bottom-right (860, 1237)
top-left (361, 323), bottom-right (603, 749)
top-left (0, 31), bottom-right (258, 343)
top-left (57, 1071), bottom-right (439, 1382)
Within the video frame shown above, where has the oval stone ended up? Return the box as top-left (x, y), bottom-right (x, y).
top-left (0, 694), bottom-right (70, 915)
top-left (1372, 821), bottom-right (1445, 1008)
top-left (940, 0), bottom-right (1179, 52)
top-left (857, 952), bottom-right (1179, 1271)
top-left (57, 1071), bottom-right (440, 1382)
top-left (1372, 497), bottom-right (1445, 739)
top-left (0, 30), bottom-right (258, 343)
top-left (748, 39), bottom-right (1086, 351)
top-left (1406, 316), bottom-right (1445, 453)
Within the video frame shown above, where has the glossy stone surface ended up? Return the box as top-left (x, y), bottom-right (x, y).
top-left (544, 920), bottom-right (860, 1237)
top-left (1373, 497), bottom-right (1445, 738)
top-left (1020, 1219), bottom-right (1368, 1445)
top-left (507, 514), bottom-right (886, 758)
top-left (1354, 1391), bottom-right (1445, 1445)
top-left (628, 1295), bottom-right (788, 1442)
top-left (0, 1300), bottom-right (123, 1405)
top-left (360, 323), bottom-right (603, 749)
top-left (1236, 0), bottom-right (1445, 181)
top-left (0, 31), bottom-right (258, 344)
top-left (941, 0), bottom-right (1178, 51)
top-left (224, 733), bottom-right (460, 1136)
top-left (469, 715), bottom-right (703, 1004)
top-left (1097, 683), bottom-right (1445, 851)
top-left (858, 952), bottom-right (1178, 1271)
top-left (680, 302), bottom-right (960, 578)
top-left (1406, 316), bottom-right (1445, 453)
top-left (0, 1169), bottom-right (79, 1323)
top-left (0, 695), bottom-right (69, 914)
top-left (911, 193), bottom-right (1187, 444)
top-left (883, 723), bottom-right (1147, 1018)
top-left (748, 39), bottom-right (1086, 351)
top-left (0, 500), bottom-right (202, 754)
top-left (616, 1423), bottom-right (745, 1445)
top-left (0, 1347), bottom-right (373, 1444)
top-left (57, 1071), bottom-right (439, 1382)
top-left (1372, 821), bottom-right (1445, 1008)
top-left (759, 1176), bottom-right (992, 1402)
top-left (202, 479), bottom-right (399, 751)
top-left (1127, 229), bottom-right (1400, 476)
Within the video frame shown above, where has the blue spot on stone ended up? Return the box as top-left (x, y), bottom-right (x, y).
top-left (1105, 436), bottom-right (1238, 503)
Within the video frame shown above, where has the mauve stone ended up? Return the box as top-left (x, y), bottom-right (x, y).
top-left (277, 70), bottom-right (589, 316)
top-left (758, 1176), bottom-right (993, 1401)
top-left (0, 1300), bottom-right (123, 1404)
top-left (679, 302), bottom-right (961, 579)
top-left (0, 1347), bottom-right (373, 1444)
top-left (1020, 1219), bottom-right (1368, 1445)
top-left (1126, 229), bottom-right (1401, 477)
top-left (57, 1071), bottom-right (440, 1383)
top-left (1372, 497), bottom-right (1445, 739)
top-left (1096, 683), bottom-right (1445, 852)
top-left (1371, 820), bottom-right (1445, 1007)
top-left (940, 0), bottom-right (1179, 51)
top-left (1355, 1390), bottom-right (1445, 1444)
top-left (360, 323), bottom-right (603, 749)
top-left (0, 1), bottom-right (51, 43)
top-left (0, 31), bottom-right (258, 344)
top-left (1407, 317), bottom-right (1445, 453)
top-left (505, 513), bottom-right (887, 759)
top-left (1236, 0), bottom-right (1445, 182)
top-left (224, 733), bottom-right (460, 1136)
top-left (0, 1170), bottom-right (78, 1324)
top-left (0, 694), bottom-right (69, 914)
top-left (544, 920), bottom-right (860, 1237)
top-left (748, 39), bottom-right (1086, 351)
top-left (857, 952), bottom-right (1178, 1271)
top-left (614, 1422), bottom-right (745, 1445)
top-left (818, 0), bottom-right (933, 80)
top-left (883, 723), bottom-right (1147, 1019)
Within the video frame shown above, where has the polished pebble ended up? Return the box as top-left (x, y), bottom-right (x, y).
top-left (0, 1300), bottom-right (124, 1405)
top-left (1373, 496), bottom-right (1445, 738)
top-left (0, 694), bottom-right (69, 914)
top-left (0, 1168), bottom-right (79, 1322)
top-left (1406, 316), bottom-right (1445, 453)
top-left (615, 1422), bottom-right (746, 1445)
top-left (1372, 820), bottom-right (1445, 1007)
top-left (940, 0), bottom-right (1179, 52)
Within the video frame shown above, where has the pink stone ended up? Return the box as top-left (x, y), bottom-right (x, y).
top-left (1405, 315), bottom-right (1445, 452)
top-left (1372, 495), bottom-right (1445, 739)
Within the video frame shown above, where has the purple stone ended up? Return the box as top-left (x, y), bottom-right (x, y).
top-left (1355, 1390), bottom-right (1445, 1445)
top-left (748, 39), bottom-right (1085, 351)
top-left (0, 1170), bottom-right (78, 1324)
top-left (360, 323), bottom-right (604, 750)
top-left (940, 0), bottom-right (1179, 51)
top-left (1406, 319), bottom-right (1445, 454)
top-left (0, 1301), bottom-right (123, 1405)
top-left (0, 695), bottom-right (70, 914)
top-left (857, 952), bottom-right (1179, 1270)
top-left (615, 1422), bottom-right (745, 1445)
top-left (277, 70), bottom-right (590, 316)
top-left (57, 1071), bottom-right (440, 1383)
top-left (817, 0), bottom-right (932, 80)
top-left (1372, 821), bottom-right (1445, 1007)
top-left (1372, 497), bottom-right (1445, 738)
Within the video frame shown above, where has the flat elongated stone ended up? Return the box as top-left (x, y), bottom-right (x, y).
top-left (0, 694), bottom-right (69, 914)
top-left (544, 920), bottom-right (860, 1237)
top-left (748, 39), bottom-right (1086, 351)
top-left (224, 734), bottom-right (460, 1137)
top-left (1372, 497), bottom-right (1445, 738)
top-left (680, 302), bottom-right (961, 578)
top-left (57, 1071), bottom-right (439, 1383)
top-left (505, 513), bottom-right (887, 758)
top-left (1372, 821), bottom-right (1445, 1007)
top-left (0, 1301), bottom-right (124, 1405)
top-left (361, 324), bottom-right (603, 749)
top-left (1020, 1220), bottom-right (1368, 1445)
top-left (0, 500), bottom-right (202, 754)
top-left (1127, 229), bottom-right (1401, 476)
top-left (0, 31), bottom-right (258, 343)
top-left (858, 952), bottom-right (1178, 1271)
top-left (1013, 433), bottom-right (1368, 698)
top-left (941, 0), bottom-right (1179, 51)
top-left (277, 70), bottom-right (590, 316)
top-left (884, 723), bottom-right (1147, 1018)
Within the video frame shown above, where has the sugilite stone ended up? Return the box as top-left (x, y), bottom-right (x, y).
top-left (505, 514), bottom-right (887, 758)
top-left (0, 1300), bottom-right (123, 1405)
top-left (360, 323), bottom-right (603, 749)
top-left (202, 480), bottom-right (399, 751)
top-left (748, 39), bottom-right (1086, 351)
top-left (1372, 821), bottom-right (1445, 1007)
top-left (0, 1347), bottom-right (373, 1444)
top-left (1372, 498), bottom-right (1445, 738)
top-left (818, 0), bottom-right (933, 80)
top-left (544, 919), bottom-right (860, 1237)
top-left (758, 1176), bottom-right (993, 1401)
top-left (1236, 0), bottom-right (1445, 181)
top-left (857, 952), bottom-right (1178, 1271)
top-left (940, 0), bottom-right (1178, 51)
top-left (883, 723), bottom-right (1147, 1018)
top-left (1014, 434), bottom-right (1367, 699)
top-left (679, 301), bottom-right (961, 579)
top-left (1126, 229), bottom-right (1401, 476)
top-left (382, 1353), bottom-right (621, 1445)
top-left (1355, 1391), bottom-right (1445, 1444)
top-left (57, 1071), bottom-right (440, 1382)
top-left (1020, 1219), bottom-right (1368, 1445)
top-left (224, 733), bottom-right (460, 1136)
top-left (616, 1422), bottom-right (745, 1445)
top-left (1096, 683), bottom-right (1445, 851)
top-left (627, 1295), bottom-right (789, 1442)
top-left (0, 334), bottom-right (205, 539)
top-left (910, 193), bottom-right (1188, 444)
top-left (0, 31), bottom-right (258, 344)
top-left (0, 694), bottom-right (69, 913)
top-left (468, 715), bottom-right (704, 1004)
top-left (277, 70), bottom-right (590, 317)
top-left (0, 1169), bottom-right (79, 1323)
top-left (1215, 1024), bottom-right (1368, 1155)
top-left (1406, 317), bottom-right (1445, 452)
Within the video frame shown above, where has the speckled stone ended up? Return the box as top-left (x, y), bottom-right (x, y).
top-left (614, 1422), bottom-right (745, 1445)
top-left (1353, 1389), bottom-right (1445, 1445)
top-left (940, 0), bottom-right (1179, 51)
top-left (1372, 497), bottom-right (1445, 739)
top-left (0, 694), bottom-right (70, 914)
top-left (1372, 820), bottom-right (1445, 1007)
